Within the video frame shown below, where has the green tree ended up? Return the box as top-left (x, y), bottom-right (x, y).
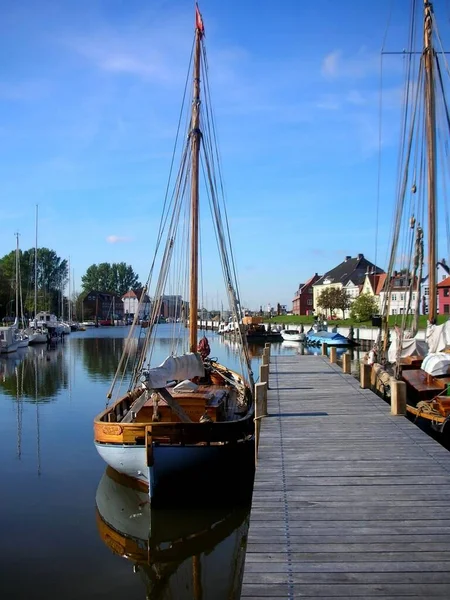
top-left (0, 247), bottom-right (67, 318)
top-left (81, 262), bottom-right (141, 296)
top-left (350, 293), bottom-right (379, 322)
top-left (316, 287), bottom-right (351, 318)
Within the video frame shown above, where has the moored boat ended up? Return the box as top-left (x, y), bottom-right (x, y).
top-left (281, 329), bottom-right (306, 342)
top-left (374, 1), bottom-right (450, 431)
top-left (93, 5), bottom-right (254, 501)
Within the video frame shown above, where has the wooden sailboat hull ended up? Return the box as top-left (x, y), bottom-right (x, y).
top-left (94, 360), bottom-right (254, 500)
top-left (95, 432), bottom-right (254, 499)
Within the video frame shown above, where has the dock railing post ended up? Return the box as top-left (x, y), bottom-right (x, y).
top-left (329, 347), bottom-right (337, 363)
top-left (262, 347), bottom-right (269, 366)
top-left (343, 353), bottom-right (351, 374)
top-left (260, 364), bottom-right (269, 388)
top-left (254, 382), bottom-right (268, 464)
top-left (390, 379), bottom-right (407, 415)
top-left (321, 342), bottom-right (328, 356)
top-left (360, 362), bottom-right (371, 389)
top-left (264, 342), bottom-right (271, 359)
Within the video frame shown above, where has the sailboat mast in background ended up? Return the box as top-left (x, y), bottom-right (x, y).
top-left (188, 5), bottom-right (204, 353)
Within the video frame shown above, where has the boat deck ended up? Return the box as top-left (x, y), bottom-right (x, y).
top-left (241, 354), bottom-right (450, 598)
top-left (402, 369), bottom-right (450, 402)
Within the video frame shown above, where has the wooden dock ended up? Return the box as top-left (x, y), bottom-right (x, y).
top-left (241, 354), bottom-right (450, 598)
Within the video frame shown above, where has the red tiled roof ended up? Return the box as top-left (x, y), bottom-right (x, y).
top-left (438, 276), bottom-right (450, 288)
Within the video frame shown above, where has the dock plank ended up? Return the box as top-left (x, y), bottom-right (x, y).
top-left (241, 355), bottom-right (450, 598)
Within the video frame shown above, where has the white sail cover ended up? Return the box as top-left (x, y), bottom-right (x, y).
top-left (387, 337), bottom-right (428, 363)
top-left (422, 352), bottom-right (450, 377)
top-left (145, 352), bottom-right (205, 389)
top-left (426, 321), bottom-right (450, 354)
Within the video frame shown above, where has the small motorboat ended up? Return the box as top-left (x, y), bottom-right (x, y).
top-left (280, 329), bottom-right (306, 342)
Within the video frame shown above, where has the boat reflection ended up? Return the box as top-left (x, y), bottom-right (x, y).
top-left (0, 345), bottom-right (68, 401)
top-left (96, 467), bottom-right (250, 599)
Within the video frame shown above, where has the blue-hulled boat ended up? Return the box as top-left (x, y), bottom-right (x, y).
top-left (306, 330), bottom-right (353, 347)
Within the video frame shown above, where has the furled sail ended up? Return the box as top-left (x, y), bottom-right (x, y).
top-left (426, 321), bottom-right (450, 354)
top-left (142, 353), bottom-right (205, 389)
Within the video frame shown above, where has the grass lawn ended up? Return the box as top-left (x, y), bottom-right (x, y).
top-left (264, 314), bottom-right (449, 329)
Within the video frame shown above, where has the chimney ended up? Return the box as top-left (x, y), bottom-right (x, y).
top-left (345, 256), bottom-right (351, 261)
top-left (357, 253), bottom-right (364, 260)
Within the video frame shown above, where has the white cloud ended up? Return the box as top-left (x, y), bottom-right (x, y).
top-left (106, 235), bottom-right (132, 244)
top-left (321, 48), bottom-right (378, 80)
top-left (322, 50), bottom-right (341, 78)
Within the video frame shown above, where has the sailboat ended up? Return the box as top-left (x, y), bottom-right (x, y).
top-left (26, 206), bottom-right (48, 345)
top-left (378, 1), bottom-right (450, 429)
top-left (93, 5), bottom-right (254, 499)
top-left (14, 233), bottom-right (29, 348)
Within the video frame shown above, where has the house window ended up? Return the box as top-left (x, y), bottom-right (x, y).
top-left (308, 288), bottom-right (312, 293)
top-left (392, 294), bottom-right (397, 301)
top-left (412, 293), bottom-right (415, 301)
top-left (444, 305), bottom-right (450, 314)
top-left (399, 308), bottom-right (404, 314)
top-left (444, 289), bottom-right (450, 297)
top-left (400, 294), bottom-right (404, 301)
top-left (424, 287), bottom-right (429, 295)
top-left (392, 309), bottom-right (397, 315)
top-left (307, 299), bottom-right (312, 305)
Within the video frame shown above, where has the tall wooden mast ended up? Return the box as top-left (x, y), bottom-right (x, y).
top-left (189, 6), bottom-right (204, 352)
top-left (424, 0), bottom-right (437, 323)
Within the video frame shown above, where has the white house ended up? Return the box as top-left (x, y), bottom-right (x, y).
top-left (379, 272), bottom-right (419, 316)
top-left (122, 288), bottom-right (151, 320)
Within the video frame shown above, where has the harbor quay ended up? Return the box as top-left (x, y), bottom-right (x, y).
top-left (241, 350), bottom-right (450, 599)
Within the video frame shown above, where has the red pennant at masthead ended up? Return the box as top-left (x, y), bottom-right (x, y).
top-left (196, 4), bottom-right (205, 35)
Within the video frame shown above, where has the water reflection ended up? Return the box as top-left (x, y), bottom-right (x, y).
top-left (96, 467), bottom-right (249, 599)
top-left (0, 345), bottom-right (68, 401)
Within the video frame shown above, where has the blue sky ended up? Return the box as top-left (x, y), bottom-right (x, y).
top-left (1, 0), bottom-right (448, 310)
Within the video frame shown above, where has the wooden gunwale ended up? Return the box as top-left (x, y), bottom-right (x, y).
top-left (94, 362), bottom-right (254, 445)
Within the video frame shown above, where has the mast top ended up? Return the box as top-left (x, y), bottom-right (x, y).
top-left (195, 4), bottom-right (205, 37)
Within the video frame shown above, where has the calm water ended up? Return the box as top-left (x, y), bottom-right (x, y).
top-left (0, 326), bottom-right (367, 599)
top-left (0, 325), bottom-right (304, 600)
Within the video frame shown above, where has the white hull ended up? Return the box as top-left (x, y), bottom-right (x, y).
top-left (280, 330), bottom-right (305, 342)
top-left (95, 439), bottom-right (253, 498)
top-left (27, 331), bottom-right (48, 344)
top-left (0, 340), bottom-right (21, 354)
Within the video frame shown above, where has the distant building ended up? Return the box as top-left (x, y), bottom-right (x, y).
top-left (313, 254), bottom-right (385, 318)
top-left (361, 272), bottom-right (387, 310)
top-left (292, 273), bottom-right (321, 315)
top-left (438, 276), bottom-right (450, 316)
top-left (82, 290), bottom-right (124, 321)
top-left (160, 295), bottom-right (187, 320)
top-left (122, 288), bottom-right (151, 320)
top-left (378, 272), bottom-right (420, 316)
top-left (421, 259), bottom-right (450, 315)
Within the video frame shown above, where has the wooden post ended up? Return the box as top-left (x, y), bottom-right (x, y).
top-left (391, 380), bottom-right (407, 415)
top-left (262, 349), bottom-right (269, 366)
top-left (254, 382), bottom-right (268, 464)
top-left (260, 364), bottom-right (269, 388)
top-left (360, 363), bottom-right (371, 389)
top-left (343, 353), bottom-right (351, 374)
top-left (329, 347), bottom-right (337, 363)
top-left (321, 342), bottom-right (328, 356)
